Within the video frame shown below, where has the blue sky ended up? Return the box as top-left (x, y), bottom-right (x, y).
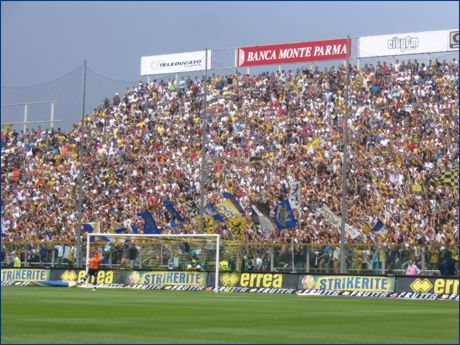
top-left (1, 1), bottom-right (458, 130)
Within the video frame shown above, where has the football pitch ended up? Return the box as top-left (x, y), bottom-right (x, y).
top-left (1, 287), bottom-right (458, 344)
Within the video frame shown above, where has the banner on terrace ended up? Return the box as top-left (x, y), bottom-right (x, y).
top-left (358, 29), bottom-right (459, 58)
top-left (236, 38), bottom-right (351, 67)
top-left (318, 205), bottom-right (361, 239)
top-left (141, 50), bottom-right (212, 76)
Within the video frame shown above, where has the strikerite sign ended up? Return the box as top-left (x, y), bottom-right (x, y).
top-left (358, 29), bottom-right (459, 58)
top-left (236, 38), bottom-right (351, 67)
top-left (141, 50), bottom-right (212, 76)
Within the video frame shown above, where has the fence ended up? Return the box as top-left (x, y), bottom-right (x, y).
top-left (2, 240), bottom-right (457, 277)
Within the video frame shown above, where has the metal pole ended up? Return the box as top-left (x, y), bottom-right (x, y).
top-left (215, 234), bottom-right (220, 293)
top-left (199, 49), bottom-right (209, 233)
top-left (85, 232), bottom-right (90, 273)
top-left (340, 37), bottom-right (351, 274)
top-left (50, 102), bottom-right (55, 129)
top-left (23, 104), bottom-right (28, 135)
top-left (76, 60), bottom-right (87, 268)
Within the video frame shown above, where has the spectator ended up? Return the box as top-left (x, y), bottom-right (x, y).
top-left (405, 258), bottom-right (421, 276)
top-left (13, 252), bottom-right (22, 268)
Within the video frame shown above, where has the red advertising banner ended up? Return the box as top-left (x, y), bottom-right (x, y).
top-left (236, 38), bottom-right (351, 67)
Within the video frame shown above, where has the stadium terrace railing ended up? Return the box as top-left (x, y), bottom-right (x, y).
top-left (1, 241), bottom-right (457, 277)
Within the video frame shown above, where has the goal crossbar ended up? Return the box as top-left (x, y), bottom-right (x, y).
top-left (86, 233), bottom-right (220, 292)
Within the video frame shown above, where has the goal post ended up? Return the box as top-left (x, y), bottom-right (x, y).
top-left (86, 233), bottom-right (220, 292)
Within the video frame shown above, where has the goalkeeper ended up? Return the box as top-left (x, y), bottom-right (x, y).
top-left (81, 249), bottom-right (102, 290)
top-left (189, 255), bottom-right (205, 271)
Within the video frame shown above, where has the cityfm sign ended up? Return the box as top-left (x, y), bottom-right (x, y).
top-left (359, 29), bottom-right (459, 58)
top-left (387, 36), bottom-right (419, 53)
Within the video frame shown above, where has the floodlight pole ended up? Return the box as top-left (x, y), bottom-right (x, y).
top-left (339, 37), bottom-right (351, 274)
top-left (199, 49), bottom-right (209, 233)
top-left (76, 60), bottom-right (87, 268)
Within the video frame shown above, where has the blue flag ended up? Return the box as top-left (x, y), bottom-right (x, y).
top-left (115, 227), bottom-right (127, 234)
top-left (274, 199), bottom-right (297, 230)
top-left (204, 203), bottom-right (225, 222)
top-left (164, 200), bottom-right (185, 222)
top-left (83, 224), bottom-right (94, 233)
top-left (137, 211), bottom-right (160, 234)
top-left (222, 192), bottom-right (245, 215)
top-left (372, 219), bottom-right (386, 234)
top-left (83, 224), bottom-right (96, 242)
top-left (131, 225), bottom-right (138, 234)
top-left (44, 230), bottom-right (53, 241)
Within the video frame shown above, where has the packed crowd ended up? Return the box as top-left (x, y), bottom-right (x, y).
top-left (2, 58), bottom-right (458, 252)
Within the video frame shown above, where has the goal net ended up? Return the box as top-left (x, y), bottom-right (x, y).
top-left (86, 233), bottom-right (220, 292)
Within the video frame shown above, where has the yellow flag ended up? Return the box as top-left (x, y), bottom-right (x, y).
top-left (194, 216), bottom-right (215, 234)
top-left (216, 200), bottom-right (241, 218)
top-left (227, 217), bottom-right (247, 240)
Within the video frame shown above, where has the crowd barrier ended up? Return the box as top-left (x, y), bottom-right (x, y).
top-left (2, 241), bottom-right (458, 277)
top-left (1, 267), bottom-right (458, 301)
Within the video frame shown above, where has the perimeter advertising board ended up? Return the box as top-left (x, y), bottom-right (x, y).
top-left (396, 276), bottom-right (458, 295)
top-left (236, 38), bottom-right (351, 67)
top-left (51, 269), bottom-right (118, 284)
top-left (141, 50), bottom-right (212, 76)
top-left (128, 271), bottom-right (207, 286)
top-left (1, 269), bottom-right (50, 282)
top-left (299, 274), bottom-right (395, 292)
top-left (211, 272), bottom-right (297, 290)
top-left (358, 29), bottom-right (459, 58)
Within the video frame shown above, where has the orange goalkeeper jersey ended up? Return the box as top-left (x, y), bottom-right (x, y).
top-left (89, 253), bottom-right (102, 270)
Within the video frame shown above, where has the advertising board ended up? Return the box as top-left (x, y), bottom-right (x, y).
top-left (141, 50), bottom-right (212, 76)
top-left (128, 271), bottom-right (207, 286)
top-left (396, 276), bottom-right (458, 295)
top-left (206, 272), bottom-right (298, 293)
top-left (51, 269), bottom-right (118, 285)
top-left (1, 269), bottom-right (50, 282)
top-left (299, 274), bottom-right (395, 292)
top-left (358, 29), bottom-right (459, 58)
top-left (236, 38), bottom-right (351, 67)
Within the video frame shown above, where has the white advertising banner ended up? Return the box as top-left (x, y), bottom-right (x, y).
top-left (140, 50), bottom-right (212, 76)
top-left (358, 29), bottom-right (459, 58)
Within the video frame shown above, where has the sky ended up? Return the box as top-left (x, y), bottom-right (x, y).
top-left (1, 1), bottom-right (459, 130)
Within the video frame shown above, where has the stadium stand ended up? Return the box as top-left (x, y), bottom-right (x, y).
top-left (1, 58), bottom-right (458, 273)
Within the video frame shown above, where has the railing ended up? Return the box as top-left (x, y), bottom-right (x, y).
top-left (1, 241), bottom-right (458, 277)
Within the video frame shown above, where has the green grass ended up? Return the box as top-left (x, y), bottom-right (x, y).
top-left (1, 287), bottom-right (458, 344)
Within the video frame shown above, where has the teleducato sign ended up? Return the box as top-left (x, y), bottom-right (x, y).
top-left (236, 38), bottom-right (351, 67)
